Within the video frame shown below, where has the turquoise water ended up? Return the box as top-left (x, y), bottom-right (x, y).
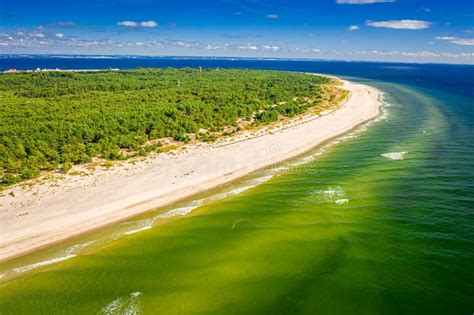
top-left (0, 62), bottom-right (473, 314)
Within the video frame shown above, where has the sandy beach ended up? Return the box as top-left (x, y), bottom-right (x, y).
top-left (0, 78), bottom-right (382, 262)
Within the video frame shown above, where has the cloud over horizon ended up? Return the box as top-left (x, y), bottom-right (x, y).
top-left (117, 20), bottom-right (158, 28)
top-left (436, 36), bottom-right (474, 46)
top-left (366, 20), bottom-right (431, 30)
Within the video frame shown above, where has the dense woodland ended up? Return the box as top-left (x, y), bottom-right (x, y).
top-left (0, 68), bottom-right (333, 185)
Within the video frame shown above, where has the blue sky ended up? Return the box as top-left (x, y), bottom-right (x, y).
top-left (0, 0), bottom-right (473, 63)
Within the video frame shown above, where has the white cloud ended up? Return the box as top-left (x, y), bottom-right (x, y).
top-left (435, 36), bottom-right (456, 40)
top-left (117, 21), bottom-right (138, 27)
top-left (265, 14), bottom-right (279, 19)
top-left (451, 38), bottom-right (474, 46)
top-left (336, 0), bottom-right (395, 4)
top-left (353, 49), bottom-right (474, 59)
top-left (262, 45), bottom-right (281, 51)
top-left (348, 25), bottom-right (359, 31)
top-left (117, 20), bottom-right (158, 28)
top-left (436, 36), bottom-right (474, 46)
top-left (140, 21), bottom-right (158, 28)
top-left (2, 28), bottom-right (472, 64)
top-left (238, 44), bottom-right (258, 50)
top-left (366, 19), bottom-right (431, 30)
top-left (55, 33), bottom-right (64, 38)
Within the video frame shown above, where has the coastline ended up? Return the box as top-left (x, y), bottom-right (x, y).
top-left (0, 78), bottom-right (383, 263)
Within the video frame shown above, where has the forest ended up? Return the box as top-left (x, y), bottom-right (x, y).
top-left (0, 68), bottom-right (334, 185)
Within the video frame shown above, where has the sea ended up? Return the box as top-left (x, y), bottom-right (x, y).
top-left (0, 55), bottom-right (473, 315)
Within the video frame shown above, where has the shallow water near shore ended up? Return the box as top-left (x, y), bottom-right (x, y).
top-left (0, 60), bottom-right (473, 314)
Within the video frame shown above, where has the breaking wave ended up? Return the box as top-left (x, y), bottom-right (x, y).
top-left (381, 151), bottom-right (407, 160)
top-left (156, 200), bottom-right (204, 219)
top-left (211, 186), bottom-right (254, 201)
top-left (100, 292), bottom-right (143, 315)
top-left (13, 241), bottom-right (95, 273)
top-left (124, 226), bottom-right (152, 235)
top-left (289, 156), bottom-right (316, 167)
top-left (335, 199), bottom-right (349, 205)
top-left (310, 186), bottom-right (346, 203)
top-left (13, 255), bottom-right (77, 273)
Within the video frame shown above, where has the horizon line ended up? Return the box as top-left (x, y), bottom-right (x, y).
top-left (0, 53), bottom-right (473, 67)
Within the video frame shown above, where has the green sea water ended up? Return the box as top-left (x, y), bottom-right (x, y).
top-left (0, 77), bottom-right (473, 314)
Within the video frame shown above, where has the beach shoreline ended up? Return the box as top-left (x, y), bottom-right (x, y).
top-left (0, 77), bottom-right (383, 263)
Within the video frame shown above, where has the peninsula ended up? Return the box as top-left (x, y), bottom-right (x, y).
top-left (0, 69), bottom-right (382, 262)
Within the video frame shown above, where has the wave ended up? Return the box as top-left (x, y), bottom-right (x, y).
top-left (124, 226), bottom-right (152, 235)
top-left (377, 110), bottom-right (389, 120)
top-left (156, 174), bottom-right (276, 220)
top-left (13, 254), bottom-right (77, 273)
top-left (101, 292), bottom-right (142, 315)
top-left (156, 200), bottom-right (204, 219)
top-left (211, 185), bottom-right (254, 201)
top-left (13, 240), bottom-right (95, 274)
top-left (335, 199), bottom-right (349, 205)
top-left (310, 186), bottom-right (346, 203)
top-left (63, 241), bottom-right (96, 255)
top-left (289, 156), bottom-right (316, 167)
top-left (120, 217), bottom-right (156, 236)
top-left (268, 166), bottom-right (288, 173)
top-left (337, 134), bottom-right (358, 141)
top-left (381, 151), bottom-right (407, 160)
top-left (250, 175), bottom-right (274, 184)
top-left (210, 174), bottom-right (274, 201)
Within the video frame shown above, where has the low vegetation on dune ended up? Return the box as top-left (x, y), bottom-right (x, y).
top-left (0, 68), bottom-right (344, 185)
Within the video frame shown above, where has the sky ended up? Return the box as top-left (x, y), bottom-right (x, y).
top-left (0, 0), bottom-right (473, 64)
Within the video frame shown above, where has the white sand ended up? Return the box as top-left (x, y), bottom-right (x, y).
top-left (0, 79), bottom-right (382, 262)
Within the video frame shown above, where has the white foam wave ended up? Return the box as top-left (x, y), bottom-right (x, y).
top-left (124, 226), bottom-right (152, 235)
top-left (62, 241), bottom-right (96, 255)
top-left (156, 199), bottom-right (203, 219)
top-left (101, 292), bottom-right (142, 315)
top-left (157, 206), bottom-right (198, 219)
top-left (381, 151), bottom-right (407, 160)
top-left (268, 166), bottom-right (288, 173)
top-left (251, 175), bottom-right (274, 184)
top-left (156, 174), bottom-right (275, 220)
top-left (338, 134), bottom-right (357, 141)
top-left (335, 199), bottom-right (349, 205)
top-left (312, 186), bottom-right (346, 203)
top-left (12, 240), bottom-right (96, 274)
top-left (13, 254), bottom-right (76, 273)
top-left (211, 185), bottom-right (254, 201)
top-left (289, 156), bottom-right (316, 167)
top-left (101, 299), bottom-right (122, 315)
top-left (0, 273), bottom-right (5, 279)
